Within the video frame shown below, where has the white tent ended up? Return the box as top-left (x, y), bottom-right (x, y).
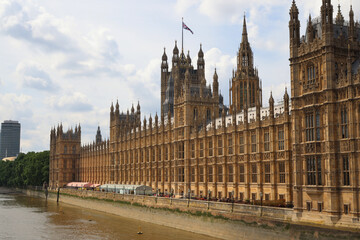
top-left (99, 184), bottom-right (153, 195)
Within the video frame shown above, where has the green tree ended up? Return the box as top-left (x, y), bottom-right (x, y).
top-left (0, 151), bottom-right (49, 187)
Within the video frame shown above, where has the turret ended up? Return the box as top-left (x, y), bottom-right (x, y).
top-left (96, 126), bottom-right (102, 144)
top-left (161, 48), bottom-right (168, 71)
top-left (269, 92), bottom-right (274, 118)
top-left (307, 15), bottom-right (314, 43)
top-left (213, 68), bottom-right (219, 98)
top-left (321, 0), bottom-right (333, 36)
top-left (115, 100), bottom-right (119, 115)
top-left (197, 44), bottom-right (205, 75)
top-left (335, 4), bottom-right (344, 25)
top-left (349, 5), bottom-right (355, 41)
top-left (289, 0), bottom-right (300, 52)
top-left (284, 88), bottom-right (289, 114)
top-left (110, 102), bottom-right (114, 122)
top-left (172, 41), bottom-right (179, 67)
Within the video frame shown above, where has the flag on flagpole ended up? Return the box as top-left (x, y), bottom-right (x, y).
top-left (182, 22), bottom-right (194, 34)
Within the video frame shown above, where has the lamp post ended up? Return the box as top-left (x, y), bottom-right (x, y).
top-left (188, 188), bottom-right (191, 200)
top-left (232, 190), bottom-right (235, 212)
top-left (208, 189), bottom-right (211, 201)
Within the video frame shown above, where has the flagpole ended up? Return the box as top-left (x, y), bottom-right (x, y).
top-left (182, 17), bottom-right (184, 51)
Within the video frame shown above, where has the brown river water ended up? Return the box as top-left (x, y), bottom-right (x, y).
top-left (0, 193), bottom-right (219, 240)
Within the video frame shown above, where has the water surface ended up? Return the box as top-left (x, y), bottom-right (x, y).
top-left (0, 193), bottom-right (219, 240)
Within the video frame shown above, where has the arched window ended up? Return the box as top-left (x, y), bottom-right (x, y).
top-left (242, 54), bottom-right (248, 66)
top-left (307, 64), bottom-right (316, 84)
top-left (193, 108), bottom-right (198, 121)
top-left (64, 145), bottom-right (67, 154)
top-left (206, 108), bottom-right (211, 121)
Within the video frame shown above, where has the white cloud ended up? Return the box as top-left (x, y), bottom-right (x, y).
top-left (16, 61), bottom-right (57, 91)
top-left (48, 92), bottom-right (93, 112)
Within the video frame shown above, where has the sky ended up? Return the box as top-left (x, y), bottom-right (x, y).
top-left (0, 0), bottom-right (359, 152)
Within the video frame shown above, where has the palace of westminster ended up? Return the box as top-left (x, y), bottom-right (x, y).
top-left (50, 0), bottom-right (360, 221)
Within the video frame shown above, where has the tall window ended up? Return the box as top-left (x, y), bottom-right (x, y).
top-left (251, 164), bottom-right (257, 183)
top-left (165, 169), bottom-right (168, 182)
top-left (178, 142), bottom-right (184, 159)
top-left (306, 112), bottom-right (321, 142)
top-left (206, 108), bottom-right (211, 122)
top-left (191, 167), bottom-right (195, 182)
top-left (239, 135), bottom-right (244, 153)
top-left (158, 169), bottom-right (162, 181)
top-left (343, 156), bottom-right (350, 186)
top-left (264, 163), bottom-right (270, 183)
top-left (228, 165), bottom-right (234, 183)
top-left (278, 129), bottom-right (284, 151)
top-left (279, 162), bottom-right (286, 183)
top-left (218, 137), bottom-right (223, 155)
top-left (264, 132), bottom-right (270, 152)
top-left (307, 156), bottom-right (322, 185)
top-left (152, 148), bottom-right (156, 161)
top-left (208, 139), bottom-right (213, 157)
top-left (208, 166), bottom-right (213, 182)
top-left (158, 147), bottom-right (161, 162)
top-left (307, 65), bottom-right (316, 84)
top-left (165, 146), bottom-right (169, 160)
top-left (341, 108), bottom-right (348, 139)
top-left (228, 135), bottom-right (233, 155)
top-left (199, 166), bottom-right (204, 182)
top-left (178, 167), bottom-right (184, 182)
top-left (239, 164), bottom-right (245, 182)
top-left (199, 140), bottom-right (204, 158)
top-left (191, 141), bottom-right (195, 158)
top-left (251, 132), bottom-right (256, 152)
top-left (217, 166), bottom-right (223, 182)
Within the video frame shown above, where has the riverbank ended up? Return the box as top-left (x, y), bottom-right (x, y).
top-left (18, 188), bottom-right (360, 240)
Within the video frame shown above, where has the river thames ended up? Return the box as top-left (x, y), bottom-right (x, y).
top-left (0, 193), bottom-right (219, 240)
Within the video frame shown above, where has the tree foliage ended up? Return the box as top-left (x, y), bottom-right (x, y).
top-left (0, 151), bottom-right (49, 187)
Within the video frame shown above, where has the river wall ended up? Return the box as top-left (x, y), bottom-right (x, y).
top-left (21, 188), bottom-right (360, 240)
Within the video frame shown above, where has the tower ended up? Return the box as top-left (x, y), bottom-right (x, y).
top-left (49, 124), bottom-right (81, 188)
top-left (231, 16), bottom-right (262, 113)
top-left (289, 0), bottom-right (360, 220)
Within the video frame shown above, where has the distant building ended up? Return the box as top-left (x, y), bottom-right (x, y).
top-left (0, 120), bottom-right (21, 159)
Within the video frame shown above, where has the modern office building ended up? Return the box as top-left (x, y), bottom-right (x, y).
top-left (0, 120), bottom-right (21, 159)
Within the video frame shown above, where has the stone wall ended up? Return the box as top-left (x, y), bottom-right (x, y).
top-left (59, 188), bottom-right (293, 222)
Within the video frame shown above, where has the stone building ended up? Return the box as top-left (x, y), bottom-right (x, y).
top-left (50, 0), bottom-right (360, 223)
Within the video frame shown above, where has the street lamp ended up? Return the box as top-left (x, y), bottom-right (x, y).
top-left (208, 189), bottom-right (211, 201)
top-left (188, 188), bottom-right (191, 200)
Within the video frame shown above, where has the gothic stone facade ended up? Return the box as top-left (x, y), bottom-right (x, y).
top-left (50, 0), bottom-right (360, 221)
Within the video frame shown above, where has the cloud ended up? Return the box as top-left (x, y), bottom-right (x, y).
top-left (16, 62), bottom-right (57, 91)
top-left (0, 0), bottom-right (77, 53)
top-left (0, 93), bottom-right (32, 119)
top-left (48, 92), bottom-right (93, 112)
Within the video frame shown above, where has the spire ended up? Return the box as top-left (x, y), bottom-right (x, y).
top-left (241, 14), bottom-right (248, 44)
top-left (186, 50), bottom-right (191, 65)
top-left (110, 102), bottom-right (114, 113)
top-left (213, 68), bottom-right (219, 98)
top-left (198, 43), bottom-right (204, 58)
top-left (349, 5), bottom-right (355, 41)
top-left (96, 126), bottom-right (102, 144)
top-left (173, 41), bottom-right (179, 55)
top-left (115, 100), bottom-right (119, 114)
top-left (335, 4), bottom-right (344, 25)
top-left (162, 47), bottom-right (167, 61)
top-left (137, 101), bottom-right (141, 112)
